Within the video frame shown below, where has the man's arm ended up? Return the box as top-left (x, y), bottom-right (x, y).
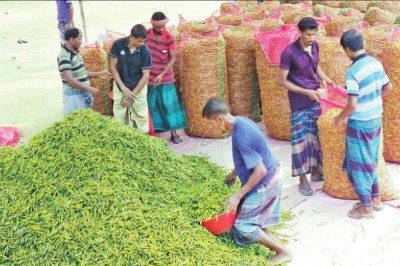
top-left (132, 69), bottom-right (150, 96)
top-left (277, 68), bottom-right (320, 101)
top-left (225, 162), bottom-right (267, 213)
top-left (87, 71), bottom-right (112, 80)
top-left (154, 50), bottom-right (177, 84)
top-left (334, 95), bottom-right (357, 126)
top-left (382, 82), bottom-right (393, 98)
top-left (317, 65), bottom-right (334, 87)
top-left (109, 57), bottom-right (135, 101)
top-left (66, 1), bottom-right (74, 28)
top-left (63, 70), bottom-right (99, 96)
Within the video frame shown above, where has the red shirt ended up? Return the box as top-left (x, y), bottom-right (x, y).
top-left (145, 28), bottom-right (176, 85)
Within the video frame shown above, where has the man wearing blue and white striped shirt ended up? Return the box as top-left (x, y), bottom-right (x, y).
top-left (334, 29), bottom-right (393, 220)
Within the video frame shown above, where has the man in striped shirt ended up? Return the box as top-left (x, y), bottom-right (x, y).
top-left (58, 27), bottom-right (110, 115)
top-left (146, 12), bottom-right (187, 144)
top-left (334, 29), bottom-right (392, 219)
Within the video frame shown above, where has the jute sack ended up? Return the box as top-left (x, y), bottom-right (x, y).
top-left (80, 44), bottom-right (113, 116)
top-left (180, 32), bottom-right (229, 138)
top-left (222, 27), bottom-right (260, 121)
top-left (318, 108), bottom-right (399, 201)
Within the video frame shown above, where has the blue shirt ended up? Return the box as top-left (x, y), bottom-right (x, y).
top-left (232, 117), bottom-right (279, 197)
top-left (346, 54), bottom-right (389, 121)
top-left (280, 38), bottom-right (321, 111)
top-left (110, 37), bottom-right (152, 90)
top-left (56, 0), bottom-right (72, 24)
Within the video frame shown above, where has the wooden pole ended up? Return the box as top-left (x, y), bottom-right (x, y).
top-left (79, 0), bottom-right (88, 44)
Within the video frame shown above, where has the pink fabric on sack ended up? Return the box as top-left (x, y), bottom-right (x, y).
top-left (255, 24), bottom-right (298, 66)
top-left (319, 83), bottom-right (347, 115)
top-left (0, 127), bottom-right (20, 147)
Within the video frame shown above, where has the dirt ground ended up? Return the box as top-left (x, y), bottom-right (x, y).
top-left (1, 1), bottom-right (400, 265)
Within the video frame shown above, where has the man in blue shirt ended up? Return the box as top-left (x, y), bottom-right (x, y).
top-left (202, 98), bottom-right (292, 265)
top-left (56, 0), bottom-right (74, 46)
top-left (334, 29), bottom-right (392, 219)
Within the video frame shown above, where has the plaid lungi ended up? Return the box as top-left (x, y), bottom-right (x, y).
top-left (343, 117), bottom-right (382, 206)
top-left (291, 102), bottom-right (322, 177)
top-left (232, 170), bottom-right (283, 245)
top-left (147, 83), bottom-right (187, 132)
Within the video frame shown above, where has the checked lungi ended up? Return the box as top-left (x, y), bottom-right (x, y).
top-left (343, 117), bottom-right (382, 207)
top-left (147, 83), bottom-right (187, 132)
top-left (290, 102), bottom-right (323, 177)
top-left (232, 170), bottom-right (283, 245)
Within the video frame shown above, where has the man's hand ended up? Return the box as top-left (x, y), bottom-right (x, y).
top-left (98, 71), bottom-right (112, 81)
top-left (121, 87), bottom-right (135, 102)
top-left (321, 77), bottom-right (335, 88)
top-left (334, 114), bottom-right (345, 127)
top-left (87, 86), bottom-right (100, 97)
top-left (224, 170), bottom-right (238, 187)
top-left (120, 97), bottom-right (132, 107)
top-left (224, 191), bottom-right (242, 213)
top-left (154, 73), bottom-right (164, 85)
top-left (306, 90), bottom-right (320, 101)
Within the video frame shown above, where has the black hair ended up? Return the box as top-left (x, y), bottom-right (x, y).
top-left (340, 29), bottom-right (364, 52)
top-left (202, 98), bottom-right (229, 119)
top-left (130, 24), bottom-right (148, 39)
top-left (152, 11), bottom-right (167, 21)
top-left (298, 17), bottom-right (318, 32)
top-left (64, 27), bottom-right (80, 41)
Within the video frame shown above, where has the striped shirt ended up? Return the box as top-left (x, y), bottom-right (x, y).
top-left (145, 28), bottom-right (176, 85)
top-left (58, 45), bottom-right (90, 94)
top-left (346, 54), bottom-right (390, 121)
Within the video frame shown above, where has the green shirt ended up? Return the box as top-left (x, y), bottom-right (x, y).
top-left (58, 45), bottom-right (90, 94)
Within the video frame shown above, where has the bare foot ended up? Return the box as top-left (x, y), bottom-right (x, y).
top-left (267, 250), bottom-right (293, 265)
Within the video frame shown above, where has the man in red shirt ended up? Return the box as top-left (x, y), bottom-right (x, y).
top-left (146, 12), bottom-right (187, 144)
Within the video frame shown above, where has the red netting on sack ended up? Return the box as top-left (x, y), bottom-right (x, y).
top-left (254, 28), bottom-right (295, 140)
top-left (317, 36), bottom-right (352, 87)
top-left (339, 1), bottom-right (369, 13)
top-left (364, 7), bottom-right (396, 27)
top-left (381, 27), bottom-right (400, 162)
top-left (318, 108), bottom-right (398, 201)
top-left (177, 14), bottom-right (218, 35)
top-left (103, 30), bottom-right (126, 55)
top-left (179, 32), bottom-right (229, 138)
top-left (222, 27), bottom-right (260, 120)
top-left (362, 25), bottom-right (392, 60)
top-left (80, 43), bottom-right (113, 116)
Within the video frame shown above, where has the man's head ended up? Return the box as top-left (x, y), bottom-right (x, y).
top-left (202, 98), bottom-right (230, 134)
top-left (151, 11), bottom-right (169, 35)
top-left (340, 29), bottom-right (365, 60)
top-left (64, 27), bottom-right (82, 50)
top-left (298, 17), bottom-right (318, 47)
top-left (130, 24), bottom-right (148, 48)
